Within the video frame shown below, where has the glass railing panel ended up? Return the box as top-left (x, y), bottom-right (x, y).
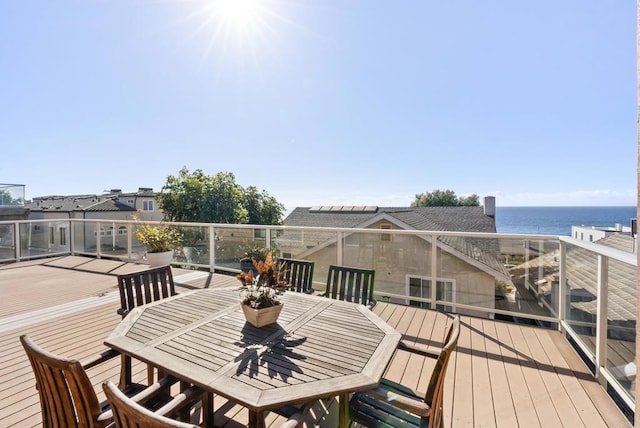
top-left (275, 228), bottom-right (337, 291)
top-left (72, 221), bottom-right (89, 253)
top-left (0, 222), bottom-right (15, 260)
top-left (431, 236), bottom-right (560, 320)
top-left (564, 243), bottom-right (599, 358)
top-left (501, 237), bottom-right (560, 321)
top-left (175, 225), bottom-right (209, 266)
top-left (338, 230), bottom-right (430, 303)
top-left (0, 183), bottom-right (25, 206)
top-left (214, 226), bottom-right (268, 272)
top-left (605, 256), bottom-right (636, 401)
top-left (98, 222), bottom-right (131, 258)
top-left (20, 221), bottom-right (70, 257)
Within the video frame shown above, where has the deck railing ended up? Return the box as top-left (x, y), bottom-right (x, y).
top-left (0, 218), bottom-right (636, 415)
top-left (0, 184), bottom-right (25, 207)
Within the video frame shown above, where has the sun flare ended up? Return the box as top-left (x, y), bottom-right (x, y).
top-left (217, 0), bottom-right (263, 32)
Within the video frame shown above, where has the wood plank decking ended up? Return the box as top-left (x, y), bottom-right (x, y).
top-left (0, 257), bottom-right (631, 427)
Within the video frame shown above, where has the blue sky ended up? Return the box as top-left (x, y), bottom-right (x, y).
top-left (1, 1), bottom-right (636, 210)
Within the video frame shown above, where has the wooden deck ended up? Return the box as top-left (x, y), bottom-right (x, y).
top-left (0, 257), bottom-right (631, 427)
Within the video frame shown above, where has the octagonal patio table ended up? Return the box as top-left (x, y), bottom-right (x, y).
top-left (105, 287), bottom-right (401, 427)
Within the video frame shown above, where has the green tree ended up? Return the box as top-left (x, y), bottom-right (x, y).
top-left (157, 168), bottom-right (284, 225)
top-left (411, 189), bottom-right (480, 207)
top-left (243, 186), bottom-right (285, 225)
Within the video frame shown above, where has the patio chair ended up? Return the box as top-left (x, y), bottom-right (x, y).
top-left (20, 334), bottom-right (196, 428)
top-left (103, 380), bottom-right (203, 428)
top-left (116, 265), bottom-right (177, 317)
top-left (116, 265), bottom-right (177, 385)
top-left (349, 315), bottom-right (461, 428)
top-left (324, 265), bottom-right (376, 308)
top-left (279, 257), bottom-right (315, 293)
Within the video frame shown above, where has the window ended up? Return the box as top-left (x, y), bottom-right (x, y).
top-left (407, 276), bottom-right (455, 312)
top-left (59, 227), bottom-right (66, 246)
top-left (118, 226), bottom-right (127, 235)
top-left (34, 225), bottom-right (41, 232)
top-left (380, 223), bottom-right (392, 241)
top-left (254, 229), bottom-right (266, 240)
top-left (143, 200), bottom-right (154, 211)
top-left (49, 227), bottom-right (55, 245)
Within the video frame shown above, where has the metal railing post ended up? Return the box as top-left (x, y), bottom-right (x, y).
top-left (431, 234), bottom-right (438, 310)
top-left (210, 225), bottom-right (216, 272)
top-left (595, 254), bottom-right (608, 384)
top-left (96, 221), bottom-right (102, 259)
top-left (14, 221), bottom-right (20, 261)
top-left (558, 241), bottom-right (567, 332)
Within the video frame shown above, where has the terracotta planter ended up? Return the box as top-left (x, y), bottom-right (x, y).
top-left (146, 250), bottom-right (174, 267)
top-left (241, 303), bottom-right (283, 328)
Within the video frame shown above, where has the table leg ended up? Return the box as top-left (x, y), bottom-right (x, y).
top-left (339, 393), bottom-right (350, 428)
top-left (249, 409), bottom-right (266, 428)
top-left (203, 392), bottom-right (214, 428)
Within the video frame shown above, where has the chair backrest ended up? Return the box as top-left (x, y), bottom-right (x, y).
top-left (423, 315), bottom-right (461, 428)
top-left (20, 334), bottom-right (103, 428)
top-left (325, 265), bottom-right (375, 306)
top-left (279, 258), bottom-right (315, 293)
top-left (117, 265), bottom-right (176, 317)
top-left (103, 381), bottom-right (199, 428)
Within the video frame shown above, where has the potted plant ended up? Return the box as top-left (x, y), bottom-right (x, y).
top-left (239, 245), bottom-right (278, 275)
top-left (133, 215), bottom-right (182, 267)
top-left (237, 252), bottom-right (287, 327)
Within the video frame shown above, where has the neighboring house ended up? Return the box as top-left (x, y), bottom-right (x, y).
top-left (283, 196), bottom-right (510, 318)
top-left (23, 188), bottom-right (162, 252)
top-left (572, 221), bottom-right (635, 244)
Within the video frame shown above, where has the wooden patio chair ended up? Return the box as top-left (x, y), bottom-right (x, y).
top-left (116, 265), bottom-right (177, 318)
top-left (349, 315), bottom-right (461, 428)
top-left (279, 257), bottom-right (315, 293)
top-left (20, 334), bottom-right (195, 428)
top-left (116, 265), bottom-right (177, 385)
top-left (324, 265), bottom-right (376, 308)
top-left (103, 381), bottom-right (203, 428)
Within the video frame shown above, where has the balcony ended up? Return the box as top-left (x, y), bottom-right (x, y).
top-left (0, 218), bottom-right (635, 426)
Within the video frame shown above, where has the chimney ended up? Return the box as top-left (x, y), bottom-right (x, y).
top-left (483, 196), bottom-right (496, 218)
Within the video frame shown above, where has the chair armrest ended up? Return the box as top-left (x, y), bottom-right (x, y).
top-left (398, 341), bottom-right (440, 359)
top-left (364, 385), bottom-right (432, 417)
top-left (97, 376), bottom-right (181, 423)
top-left (279, 400), bottom-right (316, 428)
top-left (154, 385), bottom-right (203, 417)
top-left (128, 375), bottom-right (179, 404)
top-left (81, 348), bottom-right (121, 370)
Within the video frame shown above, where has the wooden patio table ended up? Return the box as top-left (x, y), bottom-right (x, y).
top-left (105, 287), bottom-right (401, 428)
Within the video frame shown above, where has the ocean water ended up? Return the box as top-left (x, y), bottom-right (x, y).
top-left (495, 206), bottom-right (637, 236)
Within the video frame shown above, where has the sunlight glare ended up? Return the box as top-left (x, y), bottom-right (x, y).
top-left (217, 0), bottom-right (262, 32)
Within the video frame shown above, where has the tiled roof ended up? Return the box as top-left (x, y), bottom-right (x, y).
top-left (285, 206), bottom-right (496, 232)
top-left (285, 206), bottom-right (508, 281)
top-left (25, 196), bottom-right (136, 213)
